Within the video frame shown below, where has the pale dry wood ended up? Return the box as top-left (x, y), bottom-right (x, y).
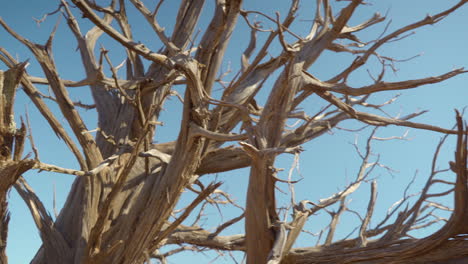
top-left (0, 18), bottom-right (103, 167)
top-left (0, 63), bottom-right (36, 263)
top-left (358, 181), bottom-right (377, 247)
top-left (283, 112), bottom-right (468, 263)
top-left (303, 68), bottom-right (467, 96)
top-left (329, 0), bottom-right (468, 83)
top-left (34, 162), bottom-right (88, 177)
top-left (14, 178), bottom-right (72, 264)
top-left (149, 182), bottom-right (222, 252)
top-left (63, 2), bottom-right (213, 262)
top-left (129, 0), bottom-right (179, 54)
top-left (2, 0), bottom-right (468, 263)
top-left (244, 1), bottom-right (363, 262)
top-left (309, 79), bottom-right (464, 135)
top-left (166, 225), bottom-right (245, 251)
top-left (0, 49), bottom-right (88, 170)
top-left (72, 0), bottom-right (170, 68)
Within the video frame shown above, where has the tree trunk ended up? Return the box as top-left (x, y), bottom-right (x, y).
top-left (0, 62), bottom-right (32, 264)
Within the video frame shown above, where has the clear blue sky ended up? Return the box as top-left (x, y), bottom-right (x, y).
top-left (1, 1), bottom-right (468, 263)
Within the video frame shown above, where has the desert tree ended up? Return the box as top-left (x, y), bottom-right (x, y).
top-left (1, 0), bottom-right (468, 263)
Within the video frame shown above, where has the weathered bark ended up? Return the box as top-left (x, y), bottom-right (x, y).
top-left (284, 239), bottom-right (468, 264)
top-left (1, 0), bottom-right (468, 263)
top-left (0, 62), bottom-right (33, 264)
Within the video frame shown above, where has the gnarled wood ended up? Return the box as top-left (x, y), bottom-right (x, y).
top-left (1, 1), bottom-right (468, 263)
top-left (0, 62), bottom-right (32, 264)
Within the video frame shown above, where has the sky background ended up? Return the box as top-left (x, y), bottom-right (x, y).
top-left (1, 0), bottom-right (468, 263)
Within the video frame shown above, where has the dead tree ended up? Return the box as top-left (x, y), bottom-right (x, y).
top-left (1, 0), bottom-right (468, 263)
